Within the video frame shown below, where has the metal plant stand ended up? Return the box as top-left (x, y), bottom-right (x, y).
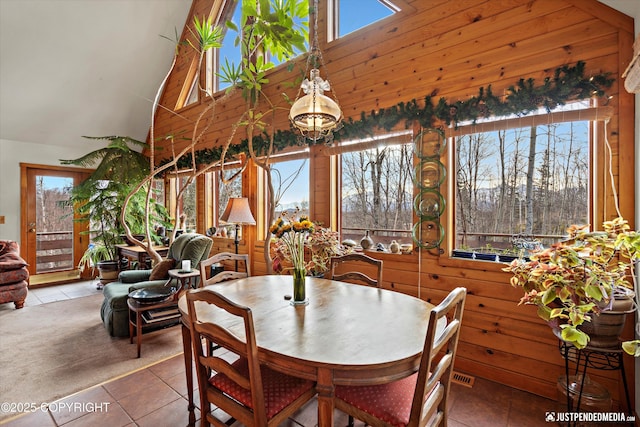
top-left (558, 339), bottom-right (631, 425)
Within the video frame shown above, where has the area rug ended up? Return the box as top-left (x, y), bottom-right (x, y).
top-left (0, 293), bottom-right (183, 421)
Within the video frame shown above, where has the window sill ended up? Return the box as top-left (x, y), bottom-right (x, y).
top-left (438, 254), bottom-right (513, 272)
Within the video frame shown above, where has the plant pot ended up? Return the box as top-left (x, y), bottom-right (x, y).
top-left (579, 296), bottom-right (635, 349)
top-left (97, 260), bottom-right (120, 284)
top-left (452, 249), bottom-right (474, 259)
top-left (473, 252), bottom-right (498, 262)
top-left (498, 254), bottom-right (519, 263)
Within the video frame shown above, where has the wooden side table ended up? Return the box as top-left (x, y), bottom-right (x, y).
top-left (128, 298), bottom-right (180, 358)
top-left (168, 268), bottom-right (201, 293)
top-left (127, 287), bottom-right (180, 358)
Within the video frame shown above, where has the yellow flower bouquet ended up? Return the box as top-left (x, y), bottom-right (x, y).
top-left (269, 213), bottom-right (315, 304)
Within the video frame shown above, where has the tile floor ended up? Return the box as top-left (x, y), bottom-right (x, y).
top-left (1, 281), bottom-right (559, 427)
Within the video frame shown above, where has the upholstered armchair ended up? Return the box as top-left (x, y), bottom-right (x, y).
top-left (100, 233), bottom-right (212, 337)
top-left (0, 240), bottom-right (29, 309)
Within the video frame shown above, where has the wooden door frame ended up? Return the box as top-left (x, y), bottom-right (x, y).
top-left (20, 163), bottom-right (94, 285)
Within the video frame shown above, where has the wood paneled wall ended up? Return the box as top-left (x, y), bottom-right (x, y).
top-left (153, 0), bottom-right (636, 405)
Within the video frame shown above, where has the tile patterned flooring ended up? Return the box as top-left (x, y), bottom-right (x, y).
top-left (1, 281), bottom-right (557, 427)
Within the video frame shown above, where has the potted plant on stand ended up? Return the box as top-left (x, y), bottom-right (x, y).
top-left (503, 216), bottom-right (640, 355)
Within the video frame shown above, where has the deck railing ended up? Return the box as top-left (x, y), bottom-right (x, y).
top-left (341, 227), bottom-right (413, 247)
top-left (36, 231), bottom-right (74, 273)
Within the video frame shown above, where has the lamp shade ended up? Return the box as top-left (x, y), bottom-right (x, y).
top-left (220, 197), bottom-right (256, 225)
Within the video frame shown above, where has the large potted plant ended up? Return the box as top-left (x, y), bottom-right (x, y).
top-left (62, 136), bottom-right (170, 281)
top-left (503, 217), bottom-right (640, 354)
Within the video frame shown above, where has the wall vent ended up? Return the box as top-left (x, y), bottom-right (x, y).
top-left (451, 371), bottom-right (475, 388)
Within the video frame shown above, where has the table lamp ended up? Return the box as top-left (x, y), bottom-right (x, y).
top-left (220, 198), bottom-right (256, 268)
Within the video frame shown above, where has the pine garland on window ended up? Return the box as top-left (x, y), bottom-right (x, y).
top-left (160, 61), bottom-right (613, 170)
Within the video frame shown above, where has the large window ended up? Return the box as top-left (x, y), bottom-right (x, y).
top-left (453, 108), bottom-right (593, 261)
top-left (340, 135), bottom-right (414, 247)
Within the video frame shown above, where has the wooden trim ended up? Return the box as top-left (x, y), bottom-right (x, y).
top-left (19, 162), bottom-right (94, 174)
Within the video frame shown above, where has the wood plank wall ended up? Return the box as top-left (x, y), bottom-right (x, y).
top-left (152, 0), bottom-right (636, 406)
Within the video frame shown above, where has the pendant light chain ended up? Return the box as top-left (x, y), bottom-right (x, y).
top-left (308, 0), bottom-right (340, 111)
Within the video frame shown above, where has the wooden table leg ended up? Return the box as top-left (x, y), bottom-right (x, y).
top-left (135, 311), bottom-right (142, 358)
top-left (316, 368), bottom-right (334, 427)
top-left (181, 319), bottom-right (196, 427)
top-left (129, 310), bottom-right (134, 344)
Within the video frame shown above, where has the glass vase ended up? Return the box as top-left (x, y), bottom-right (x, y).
top-left (292, 267), bottom-right (308, 305)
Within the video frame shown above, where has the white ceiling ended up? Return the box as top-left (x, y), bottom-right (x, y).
top-left (0, 0), bottom-right (191, 148)
top-left (0, 0), bottom-right (635, 151)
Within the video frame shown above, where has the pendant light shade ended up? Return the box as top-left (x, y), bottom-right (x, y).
top-left (289, 69), bottom-right (342, 141)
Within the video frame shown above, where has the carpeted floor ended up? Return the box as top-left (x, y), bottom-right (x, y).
top-left (0, 293), bottom-right (183, 422)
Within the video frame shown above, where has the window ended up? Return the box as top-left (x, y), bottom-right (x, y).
top-left (167, 175), bottom-right (197, 231)
top-left (271, 157), bottom-right (310, 217)
top-left (184, 75), bottom-right (199, 106)
top-left (453, 106), bottom-right (595, 261)
top-left (176, 62), bottom-right (201, 109)
top-left (218, 167), bottom-right (243, 221)
top-left (210, 3), bottom-right (242, 93)
top-left (329, 0), bottom-right (400, 41)
top-left (339, 132), bottom-right (414, 247)
top-left (207, 1), bottom-right (309, 94)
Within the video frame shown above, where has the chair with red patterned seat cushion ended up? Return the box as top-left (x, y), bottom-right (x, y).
top-left (334, 287), bottom-right (467, 427)
top-left (186, 288), bottom-right (316, 427)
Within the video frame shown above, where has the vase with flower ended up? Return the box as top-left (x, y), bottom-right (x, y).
top-left (269, 213), bottom-right (315, 305)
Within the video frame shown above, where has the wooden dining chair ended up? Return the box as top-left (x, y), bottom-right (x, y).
top-left (328, 252), bottom-right (383, 287)
top-left (334, 287), bottom-right (467, 427)
top-left (199, 252), bottom-right (250, 287)
top-left (186, 288), bottom-right (316, 427)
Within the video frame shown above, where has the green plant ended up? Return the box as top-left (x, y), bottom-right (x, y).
top-left (503, 217), bottom-right (639, 353)
top-left (60, 136), bottom-right (170, 270)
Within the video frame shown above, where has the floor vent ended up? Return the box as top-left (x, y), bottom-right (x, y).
top-left (451, 371), bottom-right (475, 388)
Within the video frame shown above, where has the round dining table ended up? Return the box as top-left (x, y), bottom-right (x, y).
top-left (178, 275), bottom-right (436, 427)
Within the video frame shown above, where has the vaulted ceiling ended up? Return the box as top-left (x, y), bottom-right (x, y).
top-left (0, 0), bottom-right (635, 151)
top-left (0, 0), bottom-right (191, 148)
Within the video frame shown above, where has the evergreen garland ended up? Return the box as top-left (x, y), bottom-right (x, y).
top-left (160, 60), bottom-right (613, 170)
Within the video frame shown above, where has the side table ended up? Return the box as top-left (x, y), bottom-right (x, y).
top-left (127, 296), bottom-right (180, 358)
top-left (558, 340), bottom-right (631, 418)
top-left (168, 268), bottom-right (201, 293)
